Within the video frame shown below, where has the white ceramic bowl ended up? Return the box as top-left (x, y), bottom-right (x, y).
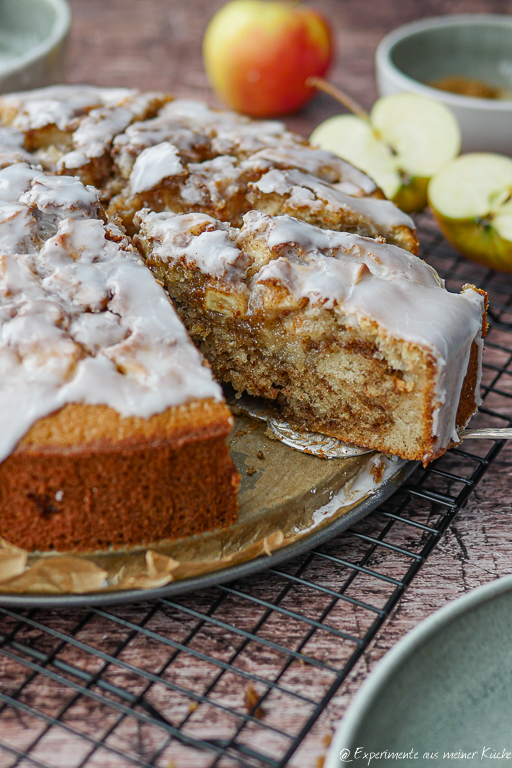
top-left (0, 0), bottom-right (71, 93)
top-left (376, 15), bottom-right (512, 155)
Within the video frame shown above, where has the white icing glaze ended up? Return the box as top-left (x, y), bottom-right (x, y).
top-left (0, 203), bottom-right (38, 253)
top-left (0, 168), bottom-right (101, 242)
top-left (138, 210), bottom-right (248, 279)
top-left (129, 142), bottom-right (184, 193)
top-left (301, 455), bottom-right (407, 534)
top-left (0, 149), bottom-right (39, 169)
top-left (181, 156), bottom-right (246, 206)
top-left (250, 168), bottom-right (414, 234)
top-left (0, 126), bottom-right (25, 148)
top-left (243, 211), bottom-right (436, 287)
top-left (0, 85), bottom-right (137, 132)
top-left (58, 106), bottom-right (134, 169)
top-left (158, 99), bottom-right (251, 132)
top-left (20, 174), bottom-right (101, 221)
top-left (0, 163), bottom-right (42, 202)
top-left (0, 216), bottom-right (222, 463)
top-left (113, 118), bottom-right (209, 178)
top-left (57, 92), bottom-right (166, 171)
top-left (248, 146), bottom-right (378, 195)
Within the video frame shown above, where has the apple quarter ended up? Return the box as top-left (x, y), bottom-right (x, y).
top-left (135, 209), bottom-right (487, 464)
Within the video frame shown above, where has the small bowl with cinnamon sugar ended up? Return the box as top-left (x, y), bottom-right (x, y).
top-left (376, 15), bottom-right (512, 154)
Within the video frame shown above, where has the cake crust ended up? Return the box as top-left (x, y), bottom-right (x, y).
top-left (0, 399), bottom-right (239, 552)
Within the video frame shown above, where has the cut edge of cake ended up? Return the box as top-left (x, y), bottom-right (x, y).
top-left (134, 208), bottom-right (487, 465)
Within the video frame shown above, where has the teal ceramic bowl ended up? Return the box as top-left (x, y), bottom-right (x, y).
top-left (0, 0), bottom-right (71, 93)
top-left (376, 15), bottom-right (512, 154)
top-left (326, 575), bottom-right (512, 767)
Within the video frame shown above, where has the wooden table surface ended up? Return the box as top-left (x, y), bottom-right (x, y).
top-left (2, 1), bottom-right (512, 765)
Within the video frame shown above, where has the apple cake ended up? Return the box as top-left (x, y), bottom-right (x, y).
top-left (0, 84), bottom-right (488, 553)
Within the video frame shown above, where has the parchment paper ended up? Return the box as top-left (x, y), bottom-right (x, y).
top-left (0, 415), bottom-right (404, 595)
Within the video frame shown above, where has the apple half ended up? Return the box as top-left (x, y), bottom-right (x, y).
top-left (309, 92), bottom-right (461, 213)
top-left (428, 153), bottom-right (512, 271)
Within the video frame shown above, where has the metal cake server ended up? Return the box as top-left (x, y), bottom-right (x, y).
top-left (226, 388), bottom-right (512, 459)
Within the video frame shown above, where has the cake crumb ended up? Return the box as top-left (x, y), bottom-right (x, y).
top-left (55, 490), bottom-right (64, 502)
top-left (244, 683), bottom-right (265, 719)
top-left (246, 466), bottom-right (256, 475)
top-left (257, 450), bottom-right (265, 460)
top-left (188, 701), bottom-right (198, 713)
top-left (369, 459), bottom-right (385, 484)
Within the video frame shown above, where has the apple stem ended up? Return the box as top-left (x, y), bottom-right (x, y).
top-left (306, 77), bottom-right (370, 123)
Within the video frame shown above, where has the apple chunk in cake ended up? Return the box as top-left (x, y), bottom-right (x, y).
top-left (134, 209), bottom-right (487, 463)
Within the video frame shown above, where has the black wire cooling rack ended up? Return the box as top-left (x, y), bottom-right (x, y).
top-left (1, 212), bottom-right (511, 768)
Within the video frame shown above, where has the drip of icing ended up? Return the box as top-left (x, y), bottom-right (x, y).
top-left (0, 216), bottom-right (222, 463)
top-left (129, 142), bottom-right (184, 193)
top-left (301, 455), bottom-right (407, 534)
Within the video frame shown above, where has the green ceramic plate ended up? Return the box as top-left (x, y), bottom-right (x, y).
top-left (327, 575), bottom-right (512, 767)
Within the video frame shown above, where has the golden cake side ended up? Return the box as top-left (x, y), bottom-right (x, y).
top-left (0, 400), bottom-right (239, 552)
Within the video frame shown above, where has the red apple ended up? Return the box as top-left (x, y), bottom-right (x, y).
top-left (203, 0), bottom-right (333, 117)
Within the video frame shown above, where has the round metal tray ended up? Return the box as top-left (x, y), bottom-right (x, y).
top-left (0, 457), bottom-right (418, 609)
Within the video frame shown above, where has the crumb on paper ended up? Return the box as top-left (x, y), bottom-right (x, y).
top-left (322, 733), bottom-right (333, 747)
top-left (369, 457), bottom-right (385, 484)
top-left (244, 683), bottom-right (265, 719)
top-left (257, 450), bottom-right (265, 460)
top-left (246, 466), bottom-right (256, 475)
top-left (188, 701), bottom-right (198, 713)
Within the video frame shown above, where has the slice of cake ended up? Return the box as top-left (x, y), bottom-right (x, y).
top-left (245, 167), bottom-right (417, 252)
top-left (135, 209), bottom-right (487, 464)
top-left (0, 195), bottom-right (239, 552)
top-left (107, 144), bottom-right (417, 249)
